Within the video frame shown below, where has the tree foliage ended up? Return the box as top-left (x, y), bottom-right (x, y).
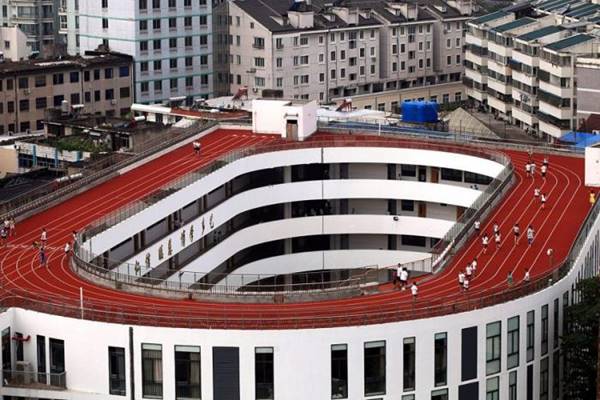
top-left (562, 277), bottom-right (600, 400)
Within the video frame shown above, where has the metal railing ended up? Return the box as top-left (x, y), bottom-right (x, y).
top-left (2, 369), bottom-right (67, 389)
top-left (0, 120), bottom-right (216, 222)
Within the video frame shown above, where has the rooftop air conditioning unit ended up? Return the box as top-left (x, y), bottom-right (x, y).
top-left (110, 99), bottom-right (117, 105)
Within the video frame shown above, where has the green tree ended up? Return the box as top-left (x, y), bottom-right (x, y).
top-left (562, 277), bottom-right (600, 400)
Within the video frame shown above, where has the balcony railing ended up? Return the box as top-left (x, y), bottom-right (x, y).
top-left (3, 369), bottom-right (67, 389)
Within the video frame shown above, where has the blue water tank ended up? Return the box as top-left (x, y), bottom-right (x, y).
top-left (401, 100), bottom-right (439, 123)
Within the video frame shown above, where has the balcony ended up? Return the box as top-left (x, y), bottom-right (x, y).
top-left (3, 369), bottom-right (67, 390)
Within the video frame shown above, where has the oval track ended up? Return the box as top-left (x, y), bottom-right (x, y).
top-left (0, 131), bottom-right (591, 329)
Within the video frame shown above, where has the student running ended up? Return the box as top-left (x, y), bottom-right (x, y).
top-left (482, 234), bottom-right (489, 254)
top-left (513, 223), bottom-right (520, 244)
top-left (494, 231), bottom-right (502, 249)
top-left (541, 193), bottom-right (547, 209)
top-left (526, 225), bottom-right (535, 246)
top-left (474, 220), bottom-right (481, 236)
top-left (590, 190), bottom-right (596, 206)
top-left (541, 164), bottom-right (547, 180)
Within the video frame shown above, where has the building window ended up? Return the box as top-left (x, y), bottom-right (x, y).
top-left (486, 321), bottom-right (501, 375)
top-left (174, 346), bottom-right (200, 399)
top-left (331, 344), bottom-right (347, 399)
top-left (540, 357), bottom-right (549, 400)
top-left (142, 344), bottom-right (163, 398)
top-left (102, 0), bottom-right (108, 8)
top-left (139, 0), bottom-right (147, 9)
top-left (403, 337), bottom-right (415, 391)
top-left (18, 77), bottom-right (28, 89)
top-left (119, 66), bottom-right (129, 77)
top-left (49, 338), bottom-right (64, 386)
top-left (35, 75), bottom-right (46, 87)
top-left (365, 341), bottom-right (385, 396)
top-left (507, 316), bottom-right (519, 369)
top-left (53, 73), bottom-right (64, 85)
top-left (141, 82), bottom-right (149, 93)
top-left (441, 168), bottom-right (462, 182)
top-left (170, 79), bottom-right (178, 89)
top-left (152, 0), bottom-right (160, 8)
top-left (109, 347), bottom-right (126, 396)
top-left (434, 332), bottom-right (447, 387)
top-left (542, 305), bottom-right (549, 355)
top-left (486, 376), bottom-right (499, 400)
top-left (553, 298), bottom-right (559, 349)
top-left (19, 99), bottom-right (29, 112)
top-left (70, 71), bottom-right (79, 83)
top-left (105, 68), bottom-right (113, 79)
top-left (509, 370), bottom-right (517, 400)
top-left (71, 93), bottom-right (80, 105)
top-left (170, 58), bottom-right (177, 69)
top-left (37, 335), bottom-right (46, 383)
top-left (94, 90), bottom-right (101, 101)
top-left (53, 95), bottom-right (64, 107)
top-left (185, 76), bottom-right (192, 87)
top-left (255, 347), bottom-right (274, 400)
top-left (120, 87), bottom-right (130, 98)
top-left (105, 89), bottom-right (114, 100)
top-left (432, 388), bottom-right (448, 400)
top-left (153, 39), bottom-right (161, 50)
top-left (102, 18), bottom-right (109, 29)
top-left (527, 310), bottom-right (535, 361)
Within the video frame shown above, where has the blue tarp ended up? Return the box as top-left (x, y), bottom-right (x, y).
top-left (401, 101), bottom-right (439, 123)
top-left (559, 132), bottom-right (600, 148)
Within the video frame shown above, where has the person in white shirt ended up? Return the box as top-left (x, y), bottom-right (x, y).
top-left (494, 232), bottom-right (502, 249)
top-left (471, 258), bottom-right (478, 276)
top-left (458, 271), bottom-right (465, 289)
top-left (400, 268), bottom-right (409, 290)
top-left (526, 226), bottom-right (535, 246)
top-left (463, 278), bottom-right (470, 291)
top-left (411, 282), bottom-right (418, 299)
top-left (482, 234), bottom-right (489, 254)
top-left (534, 187), bottom-right (540, 199)
top-left (492, 221), bottom-right (499, 235)
top-left (64, 242), bottom-right (71, 255)
top-left (466, 264), bottom-right (473, 279)
top-left (513, 223), bottom-right (520, 245)
top-left (40, 228), bottom-right (47, 244)
top-left (524, 269), bottom-right (531, 282)
top-left (525, 162), bottom-right (531, 178)
top-left (541, 193), bottom-right (547, 209)
top-left (530, 162), bottom-right (536, 177)
top-left (541, 164), bottom-right (547, 180)
top-left (474, 220), bottom-right (481, 235)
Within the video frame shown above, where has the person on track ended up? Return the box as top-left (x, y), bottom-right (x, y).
top-left (541, 193), bottom-right (547, 209)
top-left (513, 223), bottom-right (520, 245)
top-left (507, 271), bottom-right (513, 286)
top-left (534, 187), bottom-right (540, 199)
top-left (192, 141), bottom-right (201, 155)
top-left (463, 278), bottom-right (470, 292)
top-left (525, 162), bottom-right (531, 178)
top-left (40, 228), bottom-right (47, 245)
top-left (524, 268), bottom-right (531, 283)
top-left (492, 221), bottom-right (499, 235)
top-left (458, 271), bottom-right (465, 289)
top-left (399, 267), bottom-right (409, 290)
top-left (482, 233), bottom-right (489, 254)
top-left (541, 164), bottom-right (547, 181)
top-left (474, 220), bottom-right (481, 236)
top-left (39, 246), bottom-right (47, 268)
top-left (411, 282), bottom-right (418, 299)
top-left (0, 226), bottom-right (7, 247)
top-left (590, 189), bottom-right (596, 207)
top-left (543, 157), bottom-right (548, 167)
top-left (471, 258), bottom-right (478, 277)
top-left (9, 217), bottom-right (15, 237)
top-left (530, 161), bottom-right (536, 177)
top-left (64, 242), bottom-right (71, 256)
top-left (526, 225), bottom-right (535, 246)
top-left (466, 263), bottom-right (473, 281)
top-left (494, 231), bottom-right (502, 249)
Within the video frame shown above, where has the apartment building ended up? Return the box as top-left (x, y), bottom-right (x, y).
top-left (0, 26), bottom-right (32, 60)
top-left (224, 0), bottom-right (476, 107)
top-left (65, 0), bottom-right (213, 104)
top-left (0, 51), bottom-right (133, 135)
top-left (464, 3), bottom-right (600, 141)
top-left (0, 0), bottom-right (61, 56)
top-left (576, 55), bottom-right (600, 123)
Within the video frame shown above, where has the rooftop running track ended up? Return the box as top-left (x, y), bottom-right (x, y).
top-left (0, 129), bottom-right (591, 329)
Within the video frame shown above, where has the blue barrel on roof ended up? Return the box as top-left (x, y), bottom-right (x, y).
top-left (401, 100), bottom-right (439, 123)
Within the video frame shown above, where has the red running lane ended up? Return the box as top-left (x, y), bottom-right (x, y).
top-left (0, 130), bottom-right (591, 329)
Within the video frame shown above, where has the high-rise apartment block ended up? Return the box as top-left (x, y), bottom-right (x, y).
top-left (222, 0), bottom-right (476, 106)
top-left (64, 0), bottom-right (213, 104)
top-left (465, 2), bottom-right (600, 141)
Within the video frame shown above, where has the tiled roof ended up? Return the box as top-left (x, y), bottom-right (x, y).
top-left (545, 33), bottom-right (593, 51)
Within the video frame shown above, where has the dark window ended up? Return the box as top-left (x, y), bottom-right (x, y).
top-left (71, 93), bottom-right (80, 105)
top-left (403, 337), bottom-right (415, 391)
top-left (52, 73), bottom-right (64, 85)
top-left (94, 91), bottom-right (101, 101)
top-left (7, 101), bottom-right (13, 113)
top-left (120, 87), bottom-right (130, 98)
top-left (84, 92), bottom-right (91, 102)
top-left (49, 338), bottom-right (65, 386)
top-left (464, 172), bottom-right (492, 185)
top-left (542, 305), bottom-right (549, 355)
top-left (401, 235), bottom-right (426, 247)
top-left (365, 341), bottom-right (385, 396)
top-left (331, 344), bottom-right (348, 399)
top-left (540, 357), bottom-right (549, 400)
top-left (35, 75), bottom-right (46, 87)
top-left (553, 299), bottom-right (559, 349)
top-left (37, 335), bottom-right (46, 383)
top-left (507, 316), bottom-right (519, 369)
top-left (109, 347), bottom-right (126, 396)
top-left (2, 328), bottom-right (11, 382)
top-left (36, 120), bottom-right (44, 130)
top-left (213, 347), bottom-right (240, 400)
top-left (105, 68), bottom-right (113, 79)
top-left (527, 364), bottom-right (533, 400)
top-left (15, 333), bottom-right (24, 361)
top-left (509, 370), bottom-right (517, 400)
top-left (400, 164), bottom-right (416, 177)
top-left (142, 344), bottom-right (163, 398)
top-left (94, 69), bottom-right (100, 80)
top-left (434, 332), bottom-right (447, 387)
top-left (175, 346), bottom-right (201, 399)
top-left (527, 310), bottom-right (535, 361)
top-left (486, 321), bottom-right (501, 375)
top-left (20, 122), bottom-right (30, 132)
top-left (152, 0), bottom-right (160, 8)
top-left (70, 71), bottom-right (79, 83)
top-left (255, 347), bottom-right (274, 400)
top-left (6, 79), bottom-right (13, 90)
top-left (53, 95), bottom-right (64, 107)
top-left (139, 0), bottom-right (147, 9)
top-left (18, 77), bottom-right (28, 89)
top-left (102, 0), bottom-right (108, 7)
top-left (153, 39), bottom-right (161, 50)
top-left (401, 200), bottom-right (414, 212)
top-left (552, 351), bottom-right (559, 400)
top-left (441, 168), bottom-right (463, 182)
top-left (19, 99), bottom-right (29, 112)
top-left (119, 66), bottom-right (129, 77)
top-left (432, 388), bottom-right (448, 400)
top-left (105, 89), bottom-right (114, 100)
top-left (83, 70), bottom-right (90, 81)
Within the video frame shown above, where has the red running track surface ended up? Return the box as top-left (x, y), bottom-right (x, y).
top-left (0, 130), bottom-right (591, 330)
